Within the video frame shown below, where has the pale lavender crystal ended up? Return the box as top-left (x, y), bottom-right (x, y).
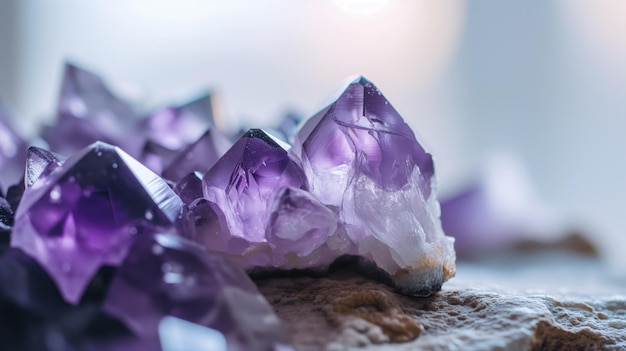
top-left (0, 102), bottom-right (28, 187)
top-left (103, 233), bottom-right (290, 351)
top-left (162, 128), bottom-right (230, 183)
top-left (199, 129), bottom-right (307, 262)
top-left (288, 77), bottom-right (455, 295)
top-left (25, 146), bottom-right (66, 188)
top-left (145, 93), bottom-right (215, 151)
top-left (139, 140), bottom-right (178, 175)
top-left (275, 112), bottom-right (302, 142)
top-left (43, 63), bottom-right (142, 156)
top-left (11, 142), bottom-right (183, 303)
top-left (440, 153), bottom-right (563, 259)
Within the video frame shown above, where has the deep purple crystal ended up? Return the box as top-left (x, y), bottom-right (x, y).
top-left (43, 63), bottom-right (142, 157)
top-left (103, 233), bottom-right (290, 351)
top-left (11, 142), bottom-right (183, 303)
top-left (198, 129), bottom-right (307, 259)
top-left (145, 93), bottom-right (215, 151)
top-left (162, 128), bottom-right (230, 183)
top-left (139, 140), bottom-right (178, 175)
top-left (173, 172), bottom-right (203, 205)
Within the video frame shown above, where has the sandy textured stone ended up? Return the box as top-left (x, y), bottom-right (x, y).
top-left (256, 253), bottom-right (626, 351)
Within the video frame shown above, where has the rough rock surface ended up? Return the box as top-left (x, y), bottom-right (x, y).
top-left (256, 253), bottom-right (626, 351)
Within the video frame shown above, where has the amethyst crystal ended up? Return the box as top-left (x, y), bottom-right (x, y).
top-left (440, 153), bottom-right (562, 259)
top-left (162, 128), bottom-right (230, 183)
top-left (289, 77), bottom-right (454, 294)
top-left (275, 112), bottom-right (302, 142)
top-left (139, 140), bottom-right (178, 175)
top-left (26, 146), bottom-right (67, 188)
top-left (145, 93), bottom-right (215, 151)
top-left (197, 129), bottom-right (307, 264)
top-left (0, 102), bottom-right (28, 187)
top-left (43, 63), bottom-right (142, 157)
top-left (11, 142), bottom-right (183, 303)
top-left (103, 233), bottom-right (290, 351)
top-left (173, 172), bottom-right (203, 205)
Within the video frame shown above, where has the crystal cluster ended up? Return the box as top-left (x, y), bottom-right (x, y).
top-left (0, 63), bottom-right (457, 349)
top-left (183, 77), bottom-right (456, 295)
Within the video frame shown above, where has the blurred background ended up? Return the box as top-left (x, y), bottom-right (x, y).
top-left (0, 0), bottom-right (625, 268)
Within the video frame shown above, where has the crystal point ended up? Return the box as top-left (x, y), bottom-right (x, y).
top-left (11, 142), bottom-right (183, 303)
top-left (104, 233), bottom-right (290, 351)
top-left (199, 129), bottom-right (307, 257)
top-left (25, 146), bottom-right (66, 188)
top-left (162, 128), bottom-right (230, 183)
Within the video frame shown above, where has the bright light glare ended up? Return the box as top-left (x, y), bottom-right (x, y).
top-left (335, 0), bottom-right (389, 15)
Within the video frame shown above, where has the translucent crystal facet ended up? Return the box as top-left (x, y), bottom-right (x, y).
top-left (103, 233), bottom-right (290, 351)
top-left (199, 129), bottom-right (307, 260)
top-left (25, 146), bottom-right (67, 188)
top-left (11, 142), bottom-right (183, 303)
top-left (145, 93), bottom-right (215, 151)
top-left (290, 77), bottom-right (454, 295)
top-left (162, 128), bottom-right (230, 183)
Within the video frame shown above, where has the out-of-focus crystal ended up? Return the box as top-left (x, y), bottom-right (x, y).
top-left (103, 233), bottom-right (290, 351)
top-left (162, 128), bottom-right (230, 183)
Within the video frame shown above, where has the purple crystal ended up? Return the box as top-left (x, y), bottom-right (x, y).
top-left (198, 129), bottom-right (307, 260)
top-left (162, 128), bottom-right (230, 183)
top-left (440, 153), bottom-right (562, 259)
top-left (0, 102), bottom-right (28, 187)
top-left (43, 63), bottom-right (142, 156)
top-left (288, 77), bottom-right (454, 295)
top-left (173, 172), bottom-right (203, 205)
top-left (11, 142), bottom-right (183, 303)
top-left (145, 93), bottom-right (215, 151)
top-left (139, 140), bottom-right (178, 175)
top-left (265, 187), bottom-right (341, 267)
top-left (103, 233), bottom-right (290, 350)
top-left (25, 146), bottom-right (66, 188)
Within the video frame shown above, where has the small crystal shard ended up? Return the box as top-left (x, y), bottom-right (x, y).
top-left (162, 128), bottom-right (230, 183)
top-left (199, 129), bottom-right (307, 260)
top-left (145, 93), bottom-right (216, 151)
top-left (103, 233), bottom-right (290, 351)
top-left (11, 142), bottom-right (183, 303)
top-left (25, 146), bottom-right (66, 188)
top-left (173, 172), bottom-right (203, 205)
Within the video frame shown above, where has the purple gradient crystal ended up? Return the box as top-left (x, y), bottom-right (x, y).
top-left (440, 153), bottom-right (563, 259)
top-left (199, 129), bottom-right (307, 259)
top-left (173, 172), bottom-right (203, 205)
top-left (25, 146), bottom-right (66, 188)
top-left (293, 77), bottom-right (434, 203)
top-left (0, 102), bottom-right (28, 187)
top-left (43, 63), bottom-right (142, 156)
top-left (139, 141), bottom-right (178, 175)
top-left (287, 77), bottom-right (454, 295)
top-left (145, 94), bottom-right (215, 151)
top-left (103, 233), bottom-right (290, 351)
top-left (11, 142), bottom-right (183, 303)
top-left (162, 128), bottom-right (230, 183)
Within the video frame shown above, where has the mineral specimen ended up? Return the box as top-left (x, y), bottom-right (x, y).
top-left (11, 142), bottom-right (183, 303)
top-left (144, 93), bottom-right (216, 151)
top-left (162, 127), bottom-right (230, 183)
top-left (25, 146), bottom-right (66, 188)
top-left (198, 129), bottom-right (307, 263)
top-left (103, 233), bottom-right (290, 351)
top-left (185, 77), bottom-right (455, 295)
top-left (43, 63), bottom-right (142, 157)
